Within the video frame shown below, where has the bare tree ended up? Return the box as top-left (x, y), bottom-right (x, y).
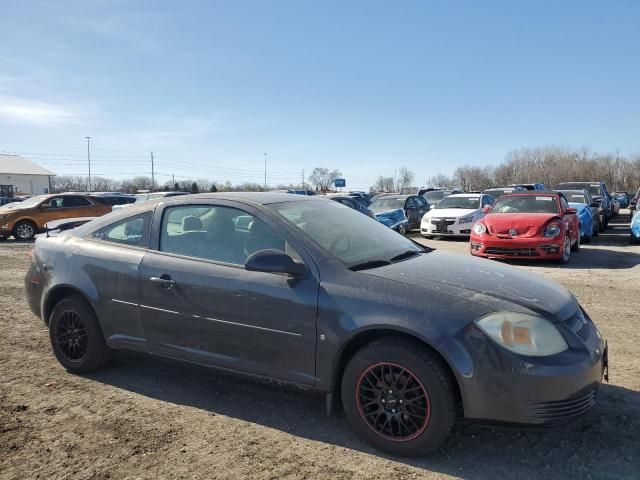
top-left (396, 167), bottom-right (415, 193)
top-left (371, 175), bottom-right (395, 193)
top-left (308, 167), bottom-right (342, 191)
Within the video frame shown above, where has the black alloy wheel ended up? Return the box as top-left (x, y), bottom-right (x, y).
top-left (49, 295), bottom-right (112, 373)
top-left (55, 310), bottom-right (89, 361)
top-left (341, 339), bottom-right (457, 456)
top-left (356, 362), bottom-right (430, 441)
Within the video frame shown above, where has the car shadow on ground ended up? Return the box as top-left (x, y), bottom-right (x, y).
top-left (87, 352), bottom-right (640, 479)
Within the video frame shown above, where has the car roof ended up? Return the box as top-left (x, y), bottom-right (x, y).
top-left (447, 193), bottom-right (481, 198)
top-left (372, 194), bottom-right (409, 200)
top-left (501, 192), bottom-right (560, 197)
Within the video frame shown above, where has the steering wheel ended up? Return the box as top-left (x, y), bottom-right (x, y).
top-left (328, 233), bottom-right (351, 256)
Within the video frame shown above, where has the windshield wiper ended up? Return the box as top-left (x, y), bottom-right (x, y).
top-left (389, 250), bottom-right (422, 263)
top-left (348, 259), bottom-right (392, 271)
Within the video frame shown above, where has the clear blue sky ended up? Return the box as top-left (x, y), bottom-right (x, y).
top-left (1, 0), bottom-right (639, 190)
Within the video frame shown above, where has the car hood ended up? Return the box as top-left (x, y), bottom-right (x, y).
top-left (363, 251), bottom-right (578, 322)
top-left (427, 208), bottom-right (478, 218)
top-left (482, 213), bottom-right (558, 237)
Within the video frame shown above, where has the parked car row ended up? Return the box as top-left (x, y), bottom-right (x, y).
top-left (25, 191), bottom-right (609, 456)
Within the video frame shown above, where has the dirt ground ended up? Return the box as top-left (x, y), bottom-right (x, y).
top-left (1, 212), bottom-right (639, 480)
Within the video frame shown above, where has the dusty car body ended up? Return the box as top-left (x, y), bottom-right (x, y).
top-left (25, 193), bottom-right (607, 456)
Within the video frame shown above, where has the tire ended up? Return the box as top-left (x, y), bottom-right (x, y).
top-left (398, 224), bottom-right (407, 236)
top-left (571, 232), bottom-right (580, 252)
top-left (583, 233), bottom-right (591, 244)
top-left (13, 220), bottom-right (37, 241)
top-left (557, 235), bottom-right (571, 264)
top-left (49, 295), bottom-right (111, 373)
top-left (593, 218), bottom-right (599, 237)
top-left (598, 216), bottom-right (606, 232)
top-left (631, 235), bottom-right (640, 245)
top-left (341, 339), bottom-right (457, 456)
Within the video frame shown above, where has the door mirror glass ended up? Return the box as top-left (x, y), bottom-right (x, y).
top-left (245, 249), bottom-right (308, 277)
top-left (566, 207), bottom-right (577, 214)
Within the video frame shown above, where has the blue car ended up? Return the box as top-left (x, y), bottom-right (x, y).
top-left (613, 192), bottom-right (629, 209)
top-left (373, 208), bottom-right (409, 235)
top-left (631, 209), bottom-right (640, 244)
top-left (569, 202), bottom-right (594, 244)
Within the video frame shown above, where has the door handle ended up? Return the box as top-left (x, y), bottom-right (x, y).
top-left (149, 275), bottom-right (176, 289)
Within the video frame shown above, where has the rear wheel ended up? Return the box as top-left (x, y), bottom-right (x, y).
top-left (13, 220), bottom-right (37, 241)
top-left (341, 339), bottom-right (457, 456)
top-left (49, 295), bottom-right (111, 373)
top-left (593, 218), bottom-right (599, 237)
top-left (598, 215), bottom-right (606, 232)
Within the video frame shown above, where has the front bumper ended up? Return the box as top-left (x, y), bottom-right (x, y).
top-left (421, 218), bottom-right (473, 237)
top-left (469, 233), bottom-right (564, 260)
top-left (439, 311), bottom-right (607, 425)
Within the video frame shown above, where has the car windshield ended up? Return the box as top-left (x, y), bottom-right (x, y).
top-left (269, 200), bottom-right (422, 267)
top-left (435, 196), bottom-right (479, 209)
top-left (369, 197), bottom-right (405, 212)
top-left (3, 195), bottom-right (46, 210)
top-left (491, 195), bottom-right (559, 214)
top-left (557, 191), bottom-right (587, 203)
top-left (422, 190), bottom-right (447, 202)
top-left (557, 183), bottom-right (601, 197)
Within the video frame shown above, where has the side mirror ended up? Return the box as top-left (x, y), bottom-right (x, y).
top-left (245, 249), bottom-right (308, 278)
top-left (566, 207), bottom-right (577, 214)
top-left (482, 206), bottom-right (492, 213)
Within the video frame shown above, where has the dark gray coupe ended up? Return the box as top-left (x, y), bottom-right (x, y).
top-left (25, 193), bottom-right (607, 456)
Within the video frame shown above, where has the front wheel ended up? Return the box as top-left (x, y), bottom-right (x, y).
top-left (398, 224), bottom-right (407, 236)
top-left (49, 295), bottom-right (112, 373)
top-left (13, 220), bottom-right (37, 241)
top-left (557, 235), bottom-right (571, 264)
top-left (598, 216), bottom-right (606, 232)
top-left (341, 339), bottom-right (457, 456)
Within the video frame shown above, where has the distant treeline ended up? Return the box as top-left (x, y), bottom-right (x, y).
top-left (424, 146), bottom-right (640, 193)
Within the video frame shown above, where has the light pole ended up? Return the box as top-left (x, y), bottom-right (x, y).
top-left (263, 152), bottom-right (267, 190)
top-left (85, 136), bottom-right (92, 192)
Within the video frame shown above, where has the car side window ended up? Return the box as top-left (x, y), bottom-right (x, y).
top-left (415, 197), bottom-right (427, 208)
top-left (91, 212), bottom-right (152, 247)
top-left (159, 205), bottom-right (296, 265)
top-left (63, 196), bottom-right (92, 207)
top-left (405, 197), bottom-right (417, 208)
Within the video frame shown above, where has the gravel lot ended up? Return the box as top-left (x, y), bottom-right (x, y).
top-left (1, 212), bottom-right (639, 480)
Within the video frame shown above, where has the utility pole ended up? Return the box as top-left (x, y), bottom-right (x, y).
top-left (301, 169), bottom-right (305, 189)
top-left (394, 169), bottom-right (397, 193)
top-left (172, 174), bottom-right (175, 188)
top-left (150, 151), bottom-right (155, 191)
top-left (85, 136), bottom-right (92, 192)
top-left (263, 152), bottom-right (267, 190)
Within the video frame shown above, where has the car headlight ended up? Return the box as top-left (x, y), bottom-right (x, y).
top-left (459, 215), bottom-right (474, 224)
top-left (473, 223), bottom-right (486, 234)
top-left (475, 312), bottom-right (568, 357)
top-left (543, 224), bottom-right (561, 238)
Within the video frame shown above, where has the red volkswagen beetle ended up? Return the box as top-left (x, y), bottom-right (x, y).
top-left (470, 192), bottom-right (580, 264)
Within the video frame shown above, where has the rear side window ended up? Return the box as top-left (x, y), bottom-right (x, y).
top-left (64, 196), bottom-right (92, 207)
top-left (91, 212), bottom-right (152, 247)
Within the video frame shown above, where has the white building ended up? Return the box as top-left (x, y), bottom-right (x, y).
top-left (0, 154), bottom-right (55, 196)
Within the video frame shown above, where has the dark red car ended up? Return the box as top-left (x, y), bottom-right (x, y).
top-left (470, 192), bottom-right (580, 264)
